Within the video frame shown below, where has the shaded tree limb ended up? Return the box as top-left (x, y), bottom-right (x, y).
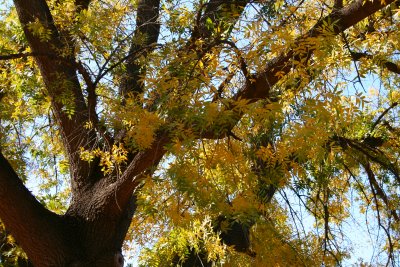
top-left (332, 135), bottom-right (398, 172)
top-left (351, 51), bottom-right (400, 75)
top-left (0, 152), bottom-right (73, 266)
top-left (193, 0), bottom-right (247, 40)
top-left (0, 52), bottom-right (53, 60)
top-left (75, 0), bottom-right (91, 11)
top-left (13, 0), bottom-right (100, 192)
top-left (119, 0), bottom-right (161, 98)
top-left (363, 161), bottom-right (400, 222)
top-left (371, 101), bottom-right (398, 131)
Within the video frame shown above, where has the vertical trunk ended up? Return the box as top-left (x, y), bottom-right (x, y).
top-left (62, 194), bottom-right (136, 267)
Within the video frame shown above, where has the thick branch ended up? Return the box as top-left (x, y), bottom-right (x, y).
top-left (119, 0), bottom-right (161, 98)
top-left (201, 0), bottom-right (396, 139)
top-left (237, 0), bottom-right (396, 102)
top-left (194, 0), bottom-right (247, 40)
top-left (0, 52), bottom-right (52, 60)
top-left (0, 152), bottom-right (71, 266)
top-left (13, 0), bottom-right (99, 191)
top-left (75, 0), bottom-right (91, 10)
top-left (351, 52), bottom-right (400, 75)
top-left (105, 133), bottom-right (170, 214)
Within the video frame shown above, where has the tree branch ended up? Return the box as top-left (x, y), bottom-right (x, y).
top-left (94, 132), bottom-right (170, 218)
top-left (219, 40), bottom-right (249, 79)
top-left (193, 0), bottom-right (247, 40)
top-left (119, 0), bottom-right (161, 98)
top-left (363, 161), bottom-right (399, 222)
top-left (351, 51), bottom-right (400, 75)
top-left (371, 101), bottom-right (398, 131)
top-left (115, 0), bottom-right (162, 162)
top-left (237, 0), bottom-right (397, 102)
top-left (13, 0), bottom-right (100, 192)
top-left (331, 135), bottom-right (400, 184)
top-left (75, 0), bottom-right (91, 11)
top-left (0, 152), bottom-right (72, 266)
top-left (0, 52), bottom-right (53, 60)
top-left (200, 0), bottom-right (396, 139)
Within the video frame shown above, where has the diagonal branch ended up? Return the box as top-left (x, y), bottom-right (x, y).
top-left (200, 0), bottom-right (396, 139)
top-left (363, 161), bottom-right (399, 222)
top-left (331, 135), bottom-right (400, 184)
top-left (0, 152), bottom-right (71, 266)
top-left (0, 52), bottom-right (53, 60)
top-left (87, 0), bottom-right (397, 232)
top-left (351, 51), bottom-right (400, 75)
top-left (98, 132), bottom-right (170, 215)
top-left (13, 0), bottom-right (100, 192)
top-left (371, 101), bottom-right (398, 131)
top-left (236, 0), bottom-right (397, 102)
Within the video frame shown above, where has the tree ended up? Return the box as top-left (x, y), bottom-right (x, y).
top-left (1, 0), bottom-right (400, 266)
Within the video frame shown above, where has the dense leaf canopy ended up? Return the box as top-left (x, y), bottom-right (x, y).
top-left (1, 0), bottom-right (400, 266)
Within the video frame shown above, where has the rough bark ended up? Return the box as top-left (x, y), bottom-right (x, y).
top-left (0, 152), bottom-right (73, 266)
top-left (13, 0), bottom-right (100, 194)
top-left (119, 0), bottom-right (161, 98)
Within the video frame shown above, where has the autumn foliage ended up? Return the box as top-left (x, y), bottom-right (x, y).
top-left (1, 0), bottom-right (400, 266)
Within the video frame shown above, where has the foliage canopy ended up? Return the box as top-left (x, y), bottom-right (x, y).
top-left (1, 0), bottom-right (400, 266)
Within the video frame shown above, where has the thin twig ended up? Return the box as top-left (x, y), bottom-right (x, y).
top-left (0, 52), bottom-right (54, 60)
top-left (371, 102), bottom-right (398, 131)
